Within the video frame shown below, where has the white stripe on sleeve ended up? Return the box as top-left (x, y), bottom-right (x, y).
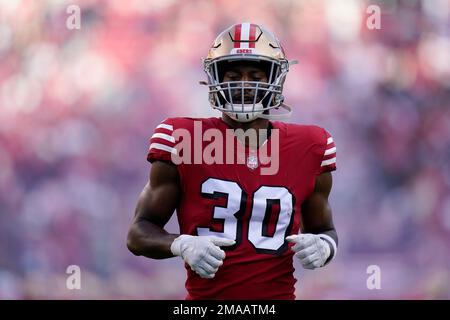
top-left (156, 124), bottom-right (173, 131)
top-left (324, 146), bottom-right (336, 156)
top-left (321, 157), bottom-right (336, 167)
top-left (149, 143), bottom-right (177, 155)
top-left (327, 137), bottom-right (333, 145)
top-left (151, 132), bottom-right (175, 143)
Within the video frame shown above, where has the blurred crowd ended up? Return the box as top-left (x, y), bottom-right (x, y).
top-left (0, 0), bottom-right (449, 299)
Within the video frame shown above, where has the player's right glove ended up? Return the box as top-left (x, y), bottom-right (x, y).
top-left (170, 234), bottom-right (235, 279)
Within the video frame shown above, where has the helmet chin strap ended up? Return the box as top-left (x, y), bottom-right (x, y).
top-left (257, 103), bottom-right (292, 121)
top-left (223, 103), bottom-right (292, 123)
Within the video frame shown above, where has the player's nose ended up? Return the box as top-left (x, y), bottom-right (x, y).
top-left (241, 72), bottom-right (253, 84)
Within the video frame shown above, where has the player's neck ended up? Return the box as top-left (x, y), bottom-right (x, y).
top-left (221, 114), bottom-right (271, 148)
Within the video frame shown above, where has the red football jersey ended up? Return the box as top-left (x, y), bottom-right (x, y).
top-left (147, 117), bottom-right (336, 299)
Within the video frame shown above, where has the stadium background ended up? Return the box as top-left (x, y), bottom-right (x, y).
top-left (0, 0), bottom-right (449, 299)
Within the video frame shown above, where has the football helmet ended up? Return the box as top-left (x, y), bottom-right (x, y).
top-left (202, 23), bottom-right (296, 122)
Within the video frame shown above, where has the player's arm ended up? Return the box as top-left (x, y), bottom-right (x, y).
top-left (286, 172), bottom-right (338, 269)
top-left (300, 171), bottom-right (338, 261)
top-left (127, 160), bottom-right (181, 259)
top-left (127, 160), bottom-right (234, 278)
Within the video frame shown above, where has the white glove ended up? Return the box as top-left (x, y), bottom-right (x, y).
top-left (170, 234), bottom-right (235, 279)
top-left (286, 233), bottom-right (331, 270)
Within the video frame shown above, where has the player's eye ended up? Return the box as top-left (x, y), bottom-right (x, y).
top-left (224, 71), bottom-right (240, 80)
top-left (250, 73), bottom-right (265, 82)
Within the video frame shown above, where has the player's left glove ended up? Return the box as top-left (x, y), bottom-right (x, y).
top-left (286, 233), bottom-right (332, 270)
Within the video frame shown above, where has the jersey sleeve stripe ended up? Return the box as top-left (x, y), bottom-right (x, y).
top-left (327, 137), bottom-right (333, 145)
top-left (149, 143), bottom-right (177, 155)
top-left (321, 157), bottom-right (336, 167)
top-left (324, 146), bottom-right (336, 156)
top-left (151, 132), bottom-right (175, 143)
top-left (156, 123), bottom-right (173, 131)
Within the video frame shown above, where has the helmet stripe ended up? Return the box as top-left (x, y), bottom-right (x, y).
top-left (233, 24), bottom-right (242, 48)
top-left (240, 22), bottom-right (250, 48)
top-left (249, 24), bottom-right (257, 48)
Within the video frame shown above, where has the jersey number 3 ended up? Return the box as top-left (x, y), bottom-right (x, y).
top-left (197, 178), bottom-right (295, 254)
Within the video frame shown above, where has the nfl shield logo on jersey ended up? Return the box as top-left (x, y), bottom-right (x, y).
top-left (247, 154), bottom-right (258, 170)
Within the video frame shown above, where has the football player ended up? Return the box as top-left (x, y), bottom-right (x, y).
top-left (127, 23), bottom-right (338, 299)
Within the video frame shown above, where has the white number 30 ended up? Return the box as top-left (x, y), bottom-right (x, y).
top-left (197, 178), bottom-right (294, 254)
